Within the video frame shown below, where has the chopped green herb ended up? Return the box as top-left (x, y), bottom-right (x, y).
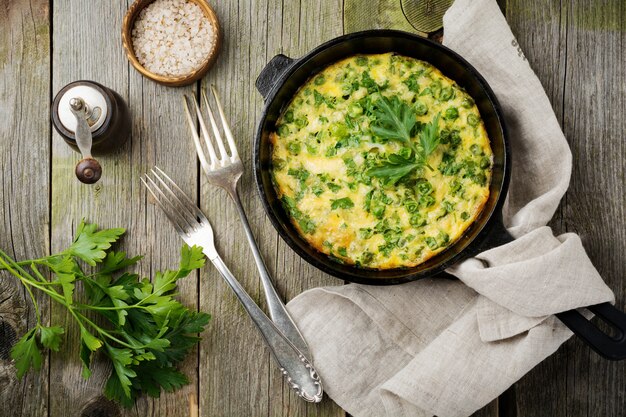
top-left (330, 197), bottom-right (355, 210)
top-left (327, 182), bottom-right (341, 192)
top-left (356, 56), bottom-right (368, 66)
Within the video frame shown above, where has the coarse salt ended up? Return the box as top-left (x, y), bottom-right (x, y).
top-left (131, 0), bottom-right (215, 77)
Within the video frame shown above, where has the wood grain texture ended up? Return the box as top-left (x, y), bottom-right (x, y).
top-left (49, 1), bottom-right (199, 416)
top-left (197, 0), bottom-right (345, 416)
top-left (2, 0), bottom-right (625, 416)
top-left (0, 1), bottom-right (51, 416)
top-left (504, 0), bottom-right (626, 416)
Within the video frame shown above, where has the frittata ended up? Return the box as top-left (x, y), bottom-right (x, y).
top-left (270, 53), bottom-right (492, 269)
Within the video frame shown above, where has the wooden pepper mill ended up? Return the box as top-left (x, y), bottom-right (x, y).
top-left (51, 80), bottom-right (131, 184)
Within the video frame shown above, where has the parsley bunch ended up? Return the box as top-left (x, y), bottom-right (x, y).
top-left (367, 94), bottom-right (442, 184)
top-left (0, 221), bottom-right (210, 407)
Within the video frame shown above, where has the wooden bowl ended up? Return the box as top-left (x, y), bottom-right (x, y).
top-left (122, 0), bottom-right (221, 87)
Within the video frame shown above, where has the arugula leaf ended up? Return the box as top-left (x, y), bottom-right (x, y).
top-left (10, 328), bottom-right (42, 379)
top-left (39, 325), bottom-right (64, 351)
top-left (66, 220), bottom-right (125, 266)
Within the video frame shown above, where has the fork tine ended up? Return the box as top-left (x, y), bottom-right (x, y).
top-left (144, 174), bottom-right (196, 232)
top-left (202, 89), bottom-right (229, 161)
top-left (210, 85), bottom-right (238, 159)
top-left (182, 95), bottom-right (215, 171)
top-left (150, 169), bottom-right (200, 228)
top-left (141, 175), bottom-right (188, 237)
top-left (151, 166), bottom-right (209, 226)
top-left (188, 94), bottom-right (221, 166)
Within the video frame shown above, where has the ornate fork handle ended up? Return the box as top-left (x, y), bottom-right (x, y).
top-left (226, 184), bottom-right (313, 357)
top-left (210, 255), bottom-right (323, 402)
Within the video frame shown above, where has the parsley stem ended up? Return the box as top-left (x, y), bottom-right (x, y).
top-left (0, 255), bottom-right (42, 326)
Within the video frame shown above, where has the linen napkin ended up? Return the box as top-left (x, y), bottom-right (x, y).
top-left (285, 0), bottom-right (616, 416)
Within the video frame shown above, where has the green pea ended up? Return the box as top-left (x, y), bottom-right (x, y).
top-left (444, 107), bottom-right (459, 120)
top-left (479, 156), bottom-right (491, 169)
top-left (440, 87), bottom-right (454, 101)
top-left (414, 101), bottom-right (428, 116)
top-left (348, 103), bottom-right (363, 117)
top-left (373, 206), bottom-right (385, 219)
top-left (284, 110), bottom-right (294, 123)
top-left (295, 117), bottom-right (308, 129)
top-left (460, 212), bottom-right (469, 221)
top-left (470, 144), bottom-right (482, 155)
top-left (425, 237), bottom-right (438, 250)
top-left (287, 142), bottom-right (301, 155)
top-left (410, 214), bottom-right (427, 227)
top-left (360, 251), bottom-right (374, 264)
top-left (329, 123), bottom-right (348, 138)
top-left (416, 180), bottom-right (433, 195)
top-left (438, 231), bottom-right (450, 245)
top-left (443, 130), bottom-right (462, 149)
top-left (277, 124), bottom-right (290, 136)
top-left (404, 199), bottom-right (419, 213)
top-left (418, 195), bottom-right (436, 207)
top-left (449, 179), bottom-right (463, 195)
top-left (314, 75), bottom-right (325, 85)
top-left (467, 113), bottom-right (479, 127)
top-left (272, 158), bottom-right (286, 170)
top-left (306, 143), bottom-right (318, 155)
top-left (471, 172), bottom-right (487, 186)
top-left (461, 97), bottom-right (474, 108)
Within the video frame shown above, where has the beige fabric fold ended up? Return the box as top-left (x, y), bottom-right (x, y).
top-left (286, 0), bottom-right (615, 416)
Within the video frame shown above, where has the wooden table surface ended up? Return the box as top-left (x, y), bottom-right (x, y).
top-left (1, 1), bottom-right (624, 416)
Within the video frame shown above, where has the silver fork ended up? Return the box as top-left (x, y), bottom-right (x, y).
top-left (182, 88), bottom-right (314, 358)
top-left (141, 167), bottom-right (323, 402)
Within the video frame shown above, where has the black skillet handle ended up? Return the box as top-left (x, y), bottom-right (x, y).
top-left (255, 54), bottom-right (295, 100)
top-left (480, 215), bottom-right (626, 360)
top-left (556, 303), bottom-right (626, 360)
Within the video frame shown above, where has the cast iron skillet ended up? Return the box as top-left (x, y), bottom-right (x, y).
top-left (253, 29), bottom-right (626, 360)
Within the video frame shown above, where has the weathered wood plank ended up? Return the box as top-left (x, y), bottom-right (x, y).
top-left (561, 1), bottom-right (625, 416)
top-left (49, 1), bottom-right (198, 416)
top-left (505, 0), bottom-right (626, 416)
top-left (197, 0), bottom-right (345, 416)
top-left (0, 1), bottom-right (51, 417)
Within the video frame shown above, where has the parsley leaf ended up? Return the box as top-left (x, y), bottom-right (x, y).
top-left (39, 325), bottom-right (64, 351)
top-left (10, 328), bottom-right (42, 379)
top-left (65, 220), bottom-right (125, 266)
top-left (367, 95), bottom-right (442, 184)
top-left (419, 112), bottom-right (442, 158)
top-left (370, 95), bottom-right (416, 146)
top-left (367, 153), bottom-right (421, 185)
top-left (0, 222), bottom-right (210, 408)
